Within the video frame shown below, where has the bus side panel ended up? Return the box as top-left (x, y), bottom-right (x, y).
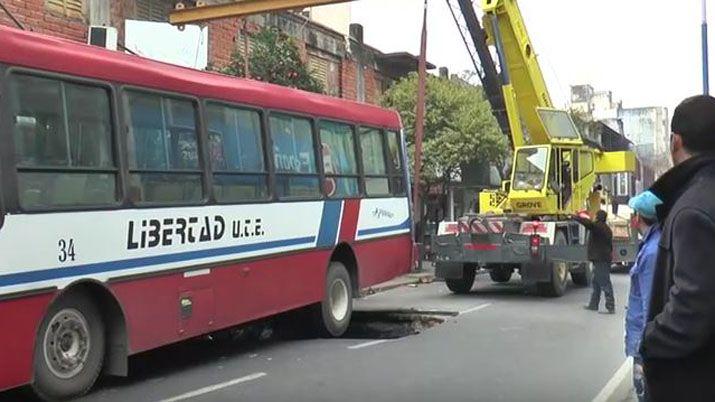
top-left (0, 292), bottom-right (55, 392)
top-left (354, 234), bottom-right (412, 288)
top-left (111, 249), bottom-right (331, 355)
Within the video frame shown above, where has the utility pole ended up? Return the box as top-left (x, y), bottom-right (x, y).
top-left (413, 0), bottom-right (427, 269)
top-left (703, 0), bottom-right (710, 95)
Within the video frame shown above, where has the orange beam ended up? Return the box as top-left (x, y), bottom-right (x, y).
top-left (170, 0), bottom-right (356, 25)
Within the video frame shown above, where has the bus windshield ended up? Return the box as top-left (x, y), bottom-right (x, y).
top-left (513, 147), bottom-right (549, 191)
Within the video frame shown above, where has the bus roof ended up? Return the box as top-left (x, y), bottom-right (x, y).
top-left (0, 25), bottom-right (402, 130)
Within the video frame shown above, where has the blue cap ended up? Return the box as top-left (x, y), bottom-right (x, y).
top-left (628, 191), bottom-right (663, 219)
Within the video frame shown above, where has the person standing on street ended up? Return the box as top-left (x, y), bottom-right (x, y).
top-left (640, 95), bottom-right (715, 402)
top-left (573, 210), bottom-right (615, 314)
top-left (625, 191), bottom-right (663, 402)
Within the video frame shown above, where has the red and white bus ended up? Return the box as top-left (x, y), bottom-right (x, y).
top-left (0, 26), bottom-right (413, 400)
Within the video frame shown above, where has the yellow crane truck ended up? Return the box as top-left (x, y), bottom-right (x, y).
top-left (433, 0), bottom-right (637, 297)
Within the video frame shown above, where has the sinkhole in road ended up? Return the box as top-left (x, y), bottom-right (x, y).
top-left (342, 310), bottom-right (452, 339)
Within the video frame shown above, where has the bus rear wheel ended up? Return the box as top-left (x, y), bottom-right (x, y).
top-left (313, 261), bottom-right (353, 337)
top-left (33, 291), bottom-right (105, 401)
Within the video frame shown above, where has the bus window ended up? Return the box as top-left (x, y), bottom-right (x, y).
top-left (386, 131), bottom-right (406, 195)
top-left (10, 74), bottom-right (117, 209)
top-left (125, 91), bottom-right (202, 204)
top-left (206, 103), bottom-right (268, 202)
top-left (269, 114), bottom-right (320, 198)
top-left (319, 121), bottom-right (359, 198)
top-left (360, 127), bottom-right (390, 196)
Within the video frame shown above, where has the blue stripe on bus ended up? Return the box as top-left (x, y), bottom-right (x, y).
top-left (0, 236), bottom-right (316, 287)
top-left (316, 200), bottom-right (342, 248)
top-left (357, 219), bottom-right (411, 237)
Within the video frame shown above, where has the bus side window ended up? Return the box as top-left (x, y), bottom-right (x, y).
top-left (206, 103), bottom-right (268, 202)
top-left (386, 131), bottom-right (406, 195)
top-left (359, 127), bottom-right (390, 196)
top-left (10, 74), bottom-right (117, 209)
top-left (319, 121), bottom-right (359, 198)
top-left (125, 91), bottom-right (203, 204)
top-left (269, 114), bottom-right (320, 199)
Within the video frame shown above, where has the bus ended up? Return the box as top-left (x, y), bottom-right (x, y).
top-left (0, 26), bottom-right (413, 400)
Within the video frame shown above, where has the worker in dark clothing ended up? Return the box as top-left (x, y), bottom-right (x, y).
top-left (640, 95), bottom-right (715, 402)
top-left (573, 210), bottom-right (615, 314)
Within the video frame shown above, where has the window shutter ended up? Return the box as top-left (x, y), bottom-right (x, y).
top-left (46, 0), bottom-right (84, 19)
top-left (135, 0), bottom-right (173, 22)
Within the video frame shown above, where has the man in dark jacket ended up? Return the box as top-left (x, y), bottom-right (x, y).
top-left (640, 95), bottom-right (715, 402)
top-left (574, 210), bottom-right (615, 313)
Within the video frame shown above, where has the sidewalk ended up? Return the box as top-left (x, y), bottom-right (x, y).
top-left (359, 262), bottom-right (435, 297)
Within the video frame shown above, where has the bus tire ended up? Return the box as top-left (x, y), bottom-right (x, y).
top-left (537, 231), bottom-right (569, 297)
top-left (445, 264), bottom-right (476, 294)
top-left (32, 291), bottom-right (105, 401)
top-left (313, 261), bottom-right (353, 338)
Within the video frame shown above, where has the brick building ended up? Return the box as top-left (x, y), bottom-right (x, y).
top-left (0, 0), bottom-right (431, 105)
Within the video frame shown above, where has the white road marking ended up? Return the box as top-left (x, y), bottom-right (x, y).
top-left (158, 372), bottom-right (267, 402)
top-left (459, 303), bottom-right (492, 315)
top-left (347, 339), bottom-right (395, 350)
top-left (592, 357), bottom-right (633, 402)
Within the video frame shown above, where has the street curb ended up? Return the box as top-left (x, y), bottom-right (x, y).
top-left (593, 357), bottom-right (633, 402)
top-left (359, 272), bottom-right (435, 297)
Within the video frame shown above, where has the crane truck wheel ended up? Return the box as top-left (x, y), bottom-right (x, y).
top-left (446, 264), bottom-right (477, 294)
top-left (571, 262), bottom-right (593, 287)
top-left (488, 266), bottom-right (513, 283)
top-left (537, 231), bottom-right (569, 297)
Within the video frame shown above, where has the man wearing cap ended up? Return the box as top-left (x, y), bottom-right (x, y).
top-left (573, 209), bottom-right (615, 314)
top-left (626, 191), bottom-right (662, 402)
top-left (640, 95), bottom-right (715, 401)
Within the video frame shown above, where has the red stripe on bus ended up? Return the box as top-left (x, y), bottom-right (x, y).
top-left (338, 199), bottom-right (361, 242)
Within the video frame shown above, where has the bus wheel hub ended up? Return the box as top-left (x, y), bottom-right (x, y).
top-left (43, 308), bottom-right (91, 379)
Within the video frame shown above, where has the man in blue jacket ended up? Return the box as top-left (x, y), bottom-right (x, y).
top-left (625, 191), bottom-right (662, 402)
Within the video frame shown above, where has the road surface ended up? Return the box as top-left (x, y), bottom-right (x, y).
top-left (1, 272), bottom-right (630, 402)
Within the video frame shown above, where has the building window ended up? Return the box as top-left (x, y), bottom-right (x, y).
top-left (269, 114), bottom-right (320, 198)
top-left (135, 0), bottom-right (174, 22)
top-left (10, 74), bottom-right (117, 209)
top-left (319, 121), bottom-right (359, 197)
top-left (46, 0), bottom-right (84, 19)
top-left (308, 50), bottom-right (341, 97)
top-left (125, 91), bottom-right (203, 204)
top-left (206, 103), bottom-right (268, 202)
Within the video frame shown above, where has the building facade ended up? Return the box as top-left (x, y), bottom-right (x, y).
top-left (0, 0), bottom-right (427, 105)
top-left (619, 106), bottom-right (671, 178)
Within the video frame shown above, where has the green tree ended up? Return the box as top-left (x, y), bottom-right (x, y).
top-left (382, 73), bottom-right (508, 187)
top-left (222, 27), bottom-right (324, 94)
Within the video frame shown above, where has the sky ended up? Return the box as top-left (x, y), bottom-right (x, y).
top-left (350, 0), bottom-right (707, 116)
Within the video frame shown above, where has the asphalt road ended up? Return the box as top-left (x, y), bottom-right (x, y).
top-left (1, 272), bottom-right (630, 402)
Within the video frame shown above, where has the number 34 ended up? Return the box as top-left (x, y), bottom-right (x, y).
top-left (58, 239), bottom-right (76, 262)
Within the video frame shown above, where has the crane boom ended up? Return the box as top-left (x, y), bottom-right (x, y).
top-left (481, 0), bottom-right (553, 146)
top-left (169, 0), bottom-right (356, 25)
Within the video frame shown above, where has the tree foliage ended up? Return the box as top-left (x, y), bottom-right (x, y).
top-left (381, 73), bottom-right (508, 185)
top-left (222, 27), bottom-right (324, 94)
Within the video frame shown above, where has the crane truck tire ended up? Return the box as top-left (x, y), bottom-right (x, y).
top-left (446, 264), bottom-right (477, 294)
top-left (571, 262), bottom-right (593, 287)
top-left (536, 231), bottom-right (569, 297)
top-left (488, 266), bottom-right (513, 283)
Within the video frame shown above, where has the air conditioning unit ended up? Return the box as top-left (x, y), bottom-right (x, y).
top-left (87, 26), bottom-right (118, 51)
